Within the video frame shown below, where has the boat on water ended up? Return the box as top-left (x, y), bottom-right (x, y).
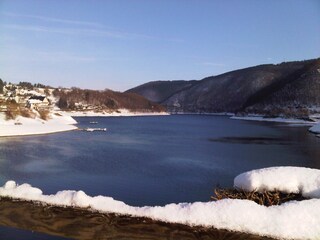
top-left (83, 128), bottom-right (107, 132)
top-left (89, 121), bottom-right (98, 124)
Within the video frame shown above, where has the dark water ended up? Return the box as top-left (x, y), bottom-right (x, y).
top-left (0, 115), bottom-right (319, 239)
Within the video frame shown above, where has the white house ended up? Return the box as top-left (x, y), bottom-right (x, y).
top-left (26, 95), bottom-right (50, 109)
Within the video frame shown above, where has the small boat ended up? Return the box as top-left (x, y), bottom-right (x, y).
top-left (89, 121), bottom-right (98, 124)
top-left (83, 128), bottom-right (107, 132)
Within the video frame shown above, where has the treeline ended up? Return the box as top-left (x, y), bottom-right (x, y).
top-left (17, 82), bottom-right (52, 89)
top-left (53, 88), bottom-right (165, 112)
top-left (0, 79), bottom-right (5, 94)
top-left (0, 79), bottom-right (52, 92)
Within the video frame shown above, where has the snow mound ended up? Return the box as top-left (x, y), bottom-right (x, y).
top-left (234, 167), bottom-right (320, 198)
top-left (1, 168), bottom-right (320, 240)
top-left (309, 123), bottom-right (320, 134)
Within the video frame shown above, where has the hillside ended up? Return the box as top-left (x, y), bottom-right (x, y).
top-left (127, 59), bottom-right (320, 116)
top-left (0, 82), bottom-right (165, 123)
top-left (127, 80), bottom-right (198, 103)
top-left (53, 88), bottom-right (165, 113)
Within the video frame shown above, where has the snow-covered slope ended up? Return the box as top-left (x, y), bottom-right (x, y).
top-left (0, 112), bottom-right (77, 137)
top-left (1, 167), bottom-right (320, 240)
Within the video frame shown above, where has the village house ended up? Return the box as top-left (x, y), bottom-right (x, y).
top-left (26, 95), bottom-right (50, 110)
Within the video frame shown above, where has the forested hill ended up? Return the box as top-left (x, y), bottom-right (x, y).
top-left (53, 88), bottom-right (165, 112)
top-left (127, 58), bottom-right (320, 117)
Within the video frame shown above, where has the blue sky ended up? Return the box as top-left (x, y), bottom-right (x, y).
top-left (0, 0), bottom-right (319, 91)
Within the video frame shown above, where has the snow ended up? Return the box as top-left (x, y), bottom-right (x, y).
top-left (173, 112), bottom-right (235, 116)
top-left (62, 109), bottom-right (169, 117)
top-left (0, 112), bottom-right (77, 137)
top-left (231, 115), bottom-right (317, 125)
top-left (1, 166), bottom-right (320, 239)
top-left (0, 108), bottom-right (167, 137)
top-left (27, 99), bottom-right (43, 104)
top-left (234, 167), bottom-right (320, 198)
top-left (309, 123), bottom-right (320, 135)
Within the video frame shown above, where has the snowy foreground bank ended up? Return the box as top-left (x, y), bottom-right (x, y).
top-left (0, 113), bottom-right (77, 137)
top-left (1, 167), bottom-right (319, 240)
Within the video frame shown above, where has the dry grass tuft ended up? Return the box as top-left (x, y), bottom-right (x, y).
top-left (20, 108), bottom-right (36, 119)
top-left (211, 188), bottom-right (308, 206)
top-left (38, 109), bottom-right (50, 120)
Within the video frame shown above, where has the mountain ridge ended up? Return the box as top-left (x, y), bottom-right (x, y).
top-left (127, 58), bottom-right (320, 117)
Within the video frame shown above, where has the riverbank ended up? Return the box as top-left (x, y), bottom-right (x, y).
top-left (62, 109), bottom-right (169, 117)
top-left (0, 112), bottom-right (77, 137)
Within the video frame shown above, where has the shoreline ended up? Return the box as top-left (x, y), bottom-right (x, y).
top-left (62, 109), bottom-right (169, 117)
top-left (230, 115), bottom-right (320, 138)
top-left (1, 110), bottom-right (320, 137)
top-left (0, 110), bottom-right (169, 137)
top-left (230, 115), bottom-right (318, 124)
top-left (309, 123), bottom-right (320, 137)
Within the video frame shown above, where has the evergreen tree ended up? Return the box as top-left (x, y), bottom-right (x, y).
top-left (0, 78), bottom-right (4, 94)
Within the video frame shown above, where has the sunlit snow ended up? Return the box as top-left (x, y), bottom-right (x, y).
top-left (1, 167), bottom-right (320, 239)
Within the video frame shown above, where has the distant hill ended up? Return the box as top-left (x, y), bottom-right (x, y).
top-left (127, 58), bottom-right (320, 117)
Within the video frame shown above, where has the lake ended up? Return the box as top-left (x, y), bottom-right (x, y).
top-left (0, 115), bottom-right (319, 239)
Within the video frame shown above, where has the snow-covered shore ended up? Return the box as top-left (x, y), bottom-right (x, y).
top-left (0, 109), bottom-right (169, 137)
top-left (231, 115), bottom-right (318, 125)
top-left (309, 123), bottom-right (320, 136)
top-left (63, 109), bottom-right (169, 117)
top-left (232, 114), bottom-right (320, 138)
top-left (0, 112), bottom-right (77, 137)
top-left (1, 166), bottom-right (319, 240)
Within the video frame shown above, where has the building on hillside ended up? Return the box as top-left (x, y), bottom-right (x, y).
top-left (26, 95), bottom-right (50, 110)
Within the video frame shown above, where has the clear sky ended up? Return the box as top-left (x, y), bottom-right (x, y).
top-left (0, 0), bottom-right (319, 91)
